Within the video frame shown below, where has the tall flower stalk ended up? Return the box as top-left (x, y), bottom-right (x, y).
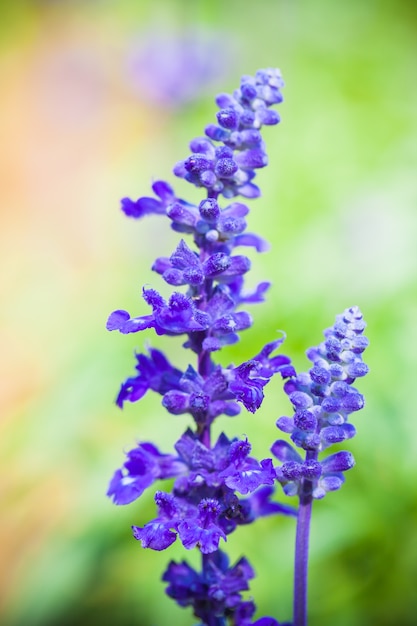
top-left (106, 68), bottom-right (369, 626)
top-left (273, 306), bottom-right (369, 625)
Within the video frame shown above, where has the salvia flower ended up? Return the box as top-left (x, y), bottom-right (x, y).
top-left (163, 551), bottom-right (255, 622)
top-left (107, 68), bottom-right (293, 625)
top-left (272, 306), bottom-right (369, 499)
top-left (162, 550), bottom-right (290, 626)
top-left (112, 427), bottom-right (296, 555)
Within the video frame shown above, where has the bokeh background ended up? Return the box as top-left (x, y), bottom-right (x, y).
top-left (1, 1), bottom-right (416, 625)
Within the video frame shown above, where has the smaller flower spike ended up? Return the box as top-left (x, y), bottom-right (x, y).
top-left (274, 307), bottom-right (369, 499)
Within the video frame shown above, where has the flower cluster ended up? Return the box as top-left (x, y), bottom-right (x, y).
top-left (108, 427), bottom-right (295, 550)
top-left (113, 338), bottom-right (294, 418)
top-left (163, 550), bottom-right (291, 626)
top-left (173, 68), bottom-right (283, 199)
top-left (108, 70), bottom-right (285, 358)
top-left (272, 306), bottom-right (369, 500)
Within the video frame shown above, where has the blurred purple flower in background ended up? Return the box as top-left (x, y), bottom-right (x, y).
top-left (126, 27), bottom-right (237, 108)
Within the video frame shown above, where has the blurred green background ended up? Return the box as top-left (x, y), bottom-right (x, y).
top-left (1, 1), bottom-right (416, 625)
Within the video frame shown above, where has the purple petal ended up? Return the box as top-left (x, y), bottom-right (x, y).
top-left (212, 333), bottom-right (239, 349)
top-left (321, 424), bottom-right (356, 446)
top-left (203, 253), bottom-right (231, 277)
top-left (106, 469), bottom-right (148, 505)
top-left (121, 315), bottom-right (155, 334)
top-left (229, 378), bottom-right (265, 413)
top-left (120, 197), bottom-right (145, 218)
top-left (166, 201), bottom-right (199, 227)
top-left (258, 109), bottom-right (281, 125)
top-left (229, 439), bottom-right (251, 464)
top-left (234, 233), bottom-right (270, 252)
top-left (315, 474), bottom-right (345, 497)
top-left (239, 281), bottom-right (271, 304)
top-left (152, 256), bottom-right (172, 275)
top-left (162, 560), bottom-right (202, 605)
top-left (237, 182), bottom-right (261, 198)
top-left (223, 201), bottom-right (249, 218)
top-left (276, 416), bottom-right (295, 434)
top-left (107, 443), bottom-right (185, 505)
top-left (106, 309), bottom-right (130, 331)
top-left (143, 287), bottom-right (165, 308)
top-left (177, 520), bottom-right (226, 554)
top-left (190, 136), bottom-right (215, 155)
top-left (217, 215), bottom-right (247, 236)
top-left (162, 269), bottom-right (186, 286)
top-left (223, 458), bottom-right (276, 494)
top-left (162, 390), bottom-right (190, 414)
top-left (205, 123), bottom-right (230, 142)
top-left (270, 439), bottom-right (302, 463)
top-left (123, 195), bottom-right (165, 218)
top-left (321, 450), bottom-right (355, 473)
top-left (170, 239), bottom-right (200, 269)
top-left (152, 179), bottom-right (174, 201)
top-left (220, 255), bottom-right (251, 278)
top-left (215, 92), bottom-right (235, 108)
top-left (116, 377), bottom-right (148, 408)
top-left (132, 522), bottom-right (177, 550)
top-left (235, 148), bottom-right (268, 169)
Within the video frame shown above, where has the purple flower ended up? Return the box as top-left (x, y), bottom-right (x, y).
top-left (123, 428), bottom-right (296, 557)
top-left (132, 520), bottom-right (177, 551)
top-left (126, 27), bottom-right (236, 108)
top-left (161, 339), bottom-right (293, 423)
top-left (132, 491), bottom-right (185, 551)
top-left (115, 347), bottom-right (183, 408)
top-left (218, 439), bottom-right (276, 495)
top-left (163, 550), bottom-right (257, 623)
top-left (272, 444), bottom-right (355, 499)
top-left (107, 288), bottom-right (210, 337)
top-left (121, 179), bottom-right (177, 219)
top-left (153, 239), bottom-right (251, 288)
top-left (176, 429), bottom-right (277, 497)
top-left (173, 429), bottom-right (287, 503)
top-left (178, 499), bottom-right (227, 553)
top-left (132, 493), bottom-right (227, 554)
top-left (226, 338), bottom-right (294, 413)
top-left (107, 443), bottom-right (186, 505)
top-left (162, 367), bottom-right (241, 423)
